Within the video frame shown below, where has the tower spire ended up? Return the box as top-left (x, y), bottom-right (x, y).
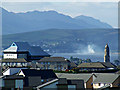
top-left (104, 44), bottom-right (110, 62)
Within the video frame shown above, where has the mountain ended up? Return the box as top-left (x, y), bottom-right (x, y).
top-left (2, 8), bottom-right (112, 35)
top-left (2, 28), bottom-right (118, 53)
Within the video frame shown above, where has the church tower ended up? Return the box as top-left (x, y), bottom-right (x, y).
top-left (104, 44), bottom-right (110, 62)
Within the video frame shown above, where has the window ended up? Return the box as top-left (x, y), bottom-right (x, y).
top-left (98, 83), bottom-right (101, 86)
top-left (41, 79), bottom-right (44, 82)
top-left (48, 62), bottom-right (50, 64)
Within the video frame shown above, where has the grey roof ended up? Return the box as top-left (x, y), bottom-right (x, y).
top-left (39, 57), bottom-right (70, 62)
top-left (14, 42), bottom-right (30, 52)
top-left (4, 42), bottom-right (50, 56)
top-left (1, 58), bottom-right (27, 62)
top-left (56, 73), bottom-right (92, 82)
top-left (77, 62), bottom-right (116, 68)
top-left (93, 73), bottom-right (120, 84)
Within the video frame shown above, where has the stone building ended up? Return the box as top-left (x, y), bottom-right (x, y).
top-left (37, 57), bottom-right (70, 71)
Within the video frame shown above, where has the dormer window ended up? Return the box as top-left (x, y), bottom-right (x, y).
top-left (12, 44), bottom-right (15, 46)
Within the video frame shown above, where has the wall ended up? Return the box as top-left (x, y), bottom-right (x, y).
top-left (112, 76), bottom-right (120, 87)
top-left (4, 54), bottom-right (17, 59)
top-left (93, 83), bottom-right (112, 89)
top-left (38, 62), bottom-right (69, 71)
top-left (86, 76), bottom-right (93, 88)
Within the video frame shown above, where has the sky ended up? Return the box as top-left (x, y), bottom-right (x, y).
top-left (1, 2), bottom-right (118, 28)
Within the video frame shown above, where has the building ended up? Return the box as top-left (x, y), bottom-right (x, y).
top-left (1, 42), bottom-right (50, 67)
top-left (77, 44), bottom-right (116, 72)
top-left (0, 75), bottom-right (24, 89)
top-left (17, 69), bottom-right (58, 88)
top-left (36, 78), bottom-right (84, 90)
top-left (77, 62), bottom-right (116, 71)
top-left (104, 44), bottom-right (110, 62)
top-left (56, 73), bottom-right (95, 89)
top-left (37, 57), bottom-right (70, 71)
top-left (93, 73), bottom-right (120, 89)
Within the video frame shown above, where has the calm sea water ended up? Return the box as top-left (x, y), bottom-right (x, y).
top-left (52, 53), bottom-right (118, 62)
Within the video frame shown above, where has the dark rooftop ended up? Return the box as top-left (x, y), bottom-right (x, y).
top-left (20, 69), bottom-right (58, 79)
top-left (4, 42), bottom-right (50, 56)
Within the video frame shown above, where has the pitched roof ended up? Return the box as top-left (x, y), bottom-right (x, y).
top-left (77, 62), bottom-right (116, 68)
top-left (56, 73), bottom-right (92, 82)
top-left (1, 58), bottom-right (27, 63)
top-left (93, 73), bottom-right (120, 84)
top-left (39, 57), bottom-right (70, 62)
top-left (4, 42), bottom-right (50, 56)
top-left (20, 69), bottom-right (57, 79)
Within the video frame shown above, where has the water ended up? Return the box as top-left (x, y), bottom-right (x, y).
top-left (52, 53), bottom-right (118, 62)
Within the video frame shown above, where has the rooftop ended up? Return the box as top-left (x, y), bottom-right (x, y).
top-left (93, 73), bottom-right (120, 84)
top-left (3, 42), bottom-right (50, 56)
top-left (1, 58), bottom-right (28, 63)
top-left (56, 73), bottom-right (92, 82)
top-left (77, 62), bottom-right (116, 68)
top-left (19, 69), bottom-right (58, 79)
top-left (39, 57), bottom-right (70, 62)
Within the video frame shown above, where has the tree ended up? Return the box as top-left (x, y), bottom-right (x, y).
top-left (86, 59), bottom-right (92, 63)
top-left (114, 59), bottom-right (120, 66)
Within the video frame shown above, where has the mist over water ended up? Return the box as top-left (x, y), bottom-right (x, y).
top-left (52, 44), bottom-right (118, 62)
top-left (75, 44), bottom-right (104, 55)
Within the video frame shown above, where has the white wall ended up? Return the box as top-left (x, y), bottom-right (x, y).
top-left (3, 69), bottom-right (10, 76)
top-left (4, 54), bottom-right (17, 59)
top-left (93, 83), bottom-right (112, 89)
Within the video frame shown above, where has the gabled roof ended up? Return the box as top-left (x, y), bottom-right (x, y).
top-left (19, 69), bottom-right (57, 79)
top-left (39, 57), bottom-right (70, 62)
top-left (2, 67), bottom-right (27, 75)
top-left (77, 62), bottom-right (116, 68)
top-left (56, 73), bottom-right (92, 82)
top-left (3, 42), bottom-right (50, 56)
top-left (93, 73), bottom-right (120, 84)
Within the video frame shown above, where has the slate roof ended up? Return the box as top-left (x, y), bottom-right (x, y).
top-left (4, 42), bottom-right (50, 56)
top-left (77, 62), bottom-right (116, 68)
top-left (56, 73), bottom-right (92, 82)
top-left (39, 57), bottom-right (70, 62)
top-left (20, 69), bottom-right (57, 79)
top-left (1, 58), bottom-right (27, 63)
top-left (93, 73), bottom-right (120, 84)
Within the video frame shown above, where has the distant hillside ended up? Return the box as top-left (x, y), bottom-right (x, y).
top-left (2, 29), bottom-right (118, 53)
top-left (2, 8), bottom-right (112, 35)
